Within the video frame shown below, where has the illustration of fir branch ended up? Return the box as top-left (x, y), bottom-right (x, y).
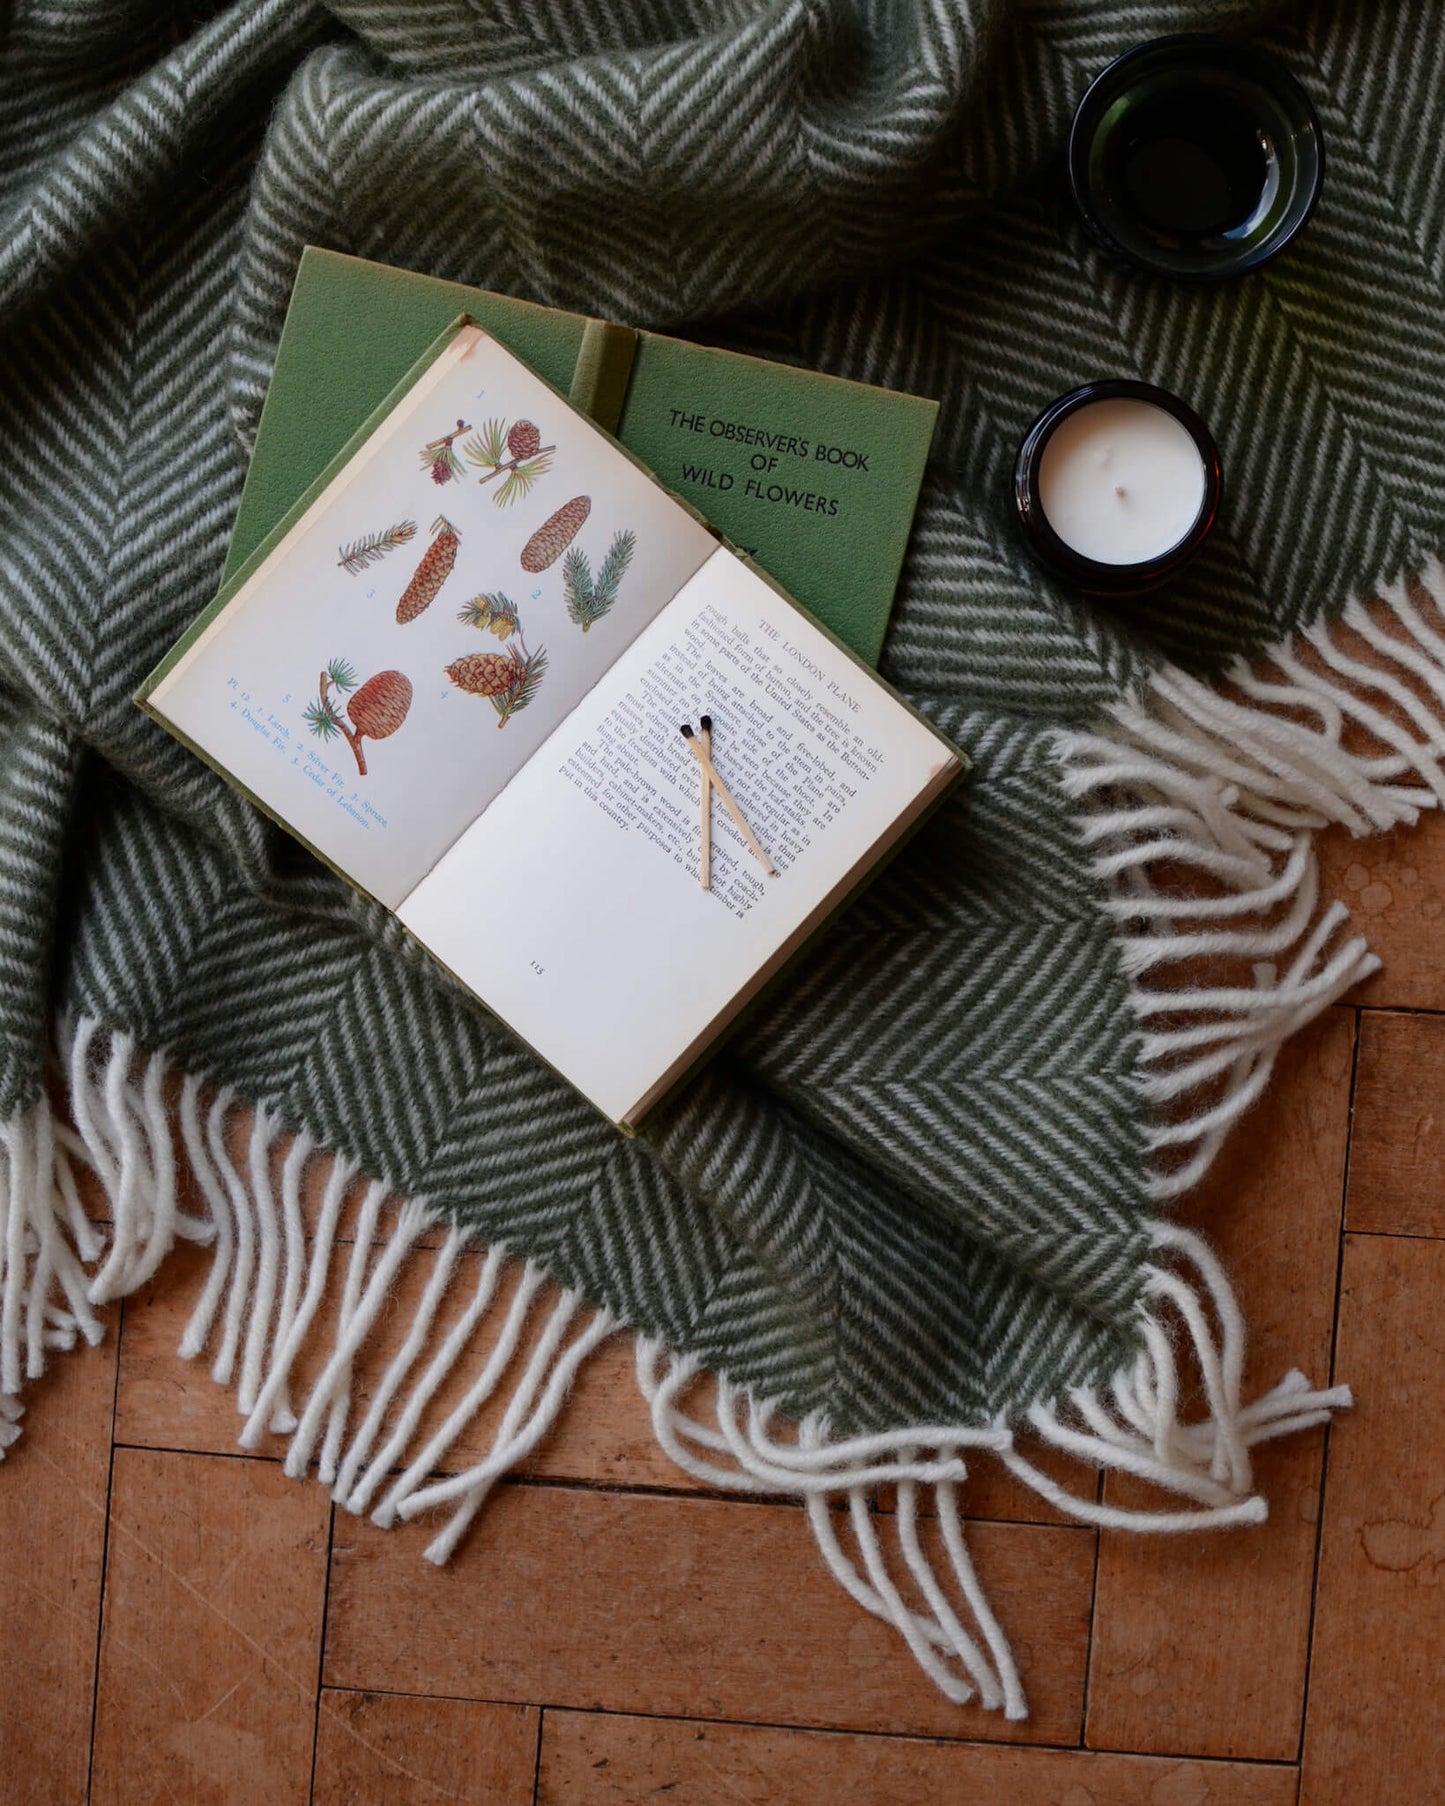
top-left (336, 519), bottom-right (417, 576)
top-left (564, 528), bottom-right (636, 631)
top-left (595, 528), bottom-right (636, 610)
top-left (463, 416), bottom-right (555, 507)
top-left (302, 657), bottom-right (358, 740)
top-left (457, 591), bottom-right (521, 639)
top-left (561, 545), bottom-right (593, 628)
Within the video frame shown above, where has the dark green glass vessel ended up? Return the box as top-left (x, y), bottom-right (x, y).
top-left (1067, 34), bottom-right (1324, 281)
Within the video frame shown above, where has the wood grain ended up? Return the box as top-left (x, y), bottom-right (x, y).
top-left (1317, 810), bottom-right (1445, 1010)
top-left (89, 1447), bottom-right (329, 1805)
top-left (538, 1709), bottom-right (1300, 1805)
top-left (1300, 1234), bottom-right (1445, 1806)
top-left (114, 1239), bottom-right (707, 1490)
top-left (312, 1690), bottom-right (538, 1805)
top-left (114, 1238), bottom-right (270, 1458)
top-left (325, 1482), bottom-right (1095, 1743)
top-left (1086, 1009), bottom-right (1353, 1761)
top-left (0, 1319), bottom-right (116, 1806)
top-left (1345, 1011), bottom-right (1445, 1237)
top-left (115, 1224), bottom-right (1080, 1524)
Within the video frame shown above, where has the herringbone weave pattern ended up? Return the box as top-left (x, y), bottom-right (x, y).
top-left (2, 0), bottom-right (1441, 1433)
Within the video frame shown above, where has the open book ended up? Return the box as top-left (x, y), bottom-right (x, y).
top-left (141, 319), bottom-right (965, 1127)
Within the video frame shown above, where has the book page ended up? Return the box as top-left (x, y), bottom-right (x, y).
top-left (148, 325), bottom-right (715, 907)
top-left (398, 551), bottom-right (958, 1124)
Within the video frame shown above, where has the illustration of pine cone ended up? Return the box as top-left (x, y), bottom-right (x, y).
top-left (446, 650), bottom-right (523, 698)
top-left (520, 496), bottom-right (591, 573)
top-left (506, 420), bottom-right (542, 461)
top-left (397, 517), bottom-right (460, 623)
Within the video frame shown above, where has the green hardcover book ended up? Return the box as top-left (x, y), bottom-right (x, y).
top-left (141, 315), bottom-right (963, 1129)
top-left (225, 247), bottom-right (938, 666)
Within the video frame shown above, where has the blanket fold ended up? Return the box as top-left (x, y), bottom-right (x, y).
top-left (3, 0), bottom-right (1441, 1717)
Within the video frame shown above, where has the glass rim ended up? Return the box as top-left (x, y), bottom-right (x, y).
top-left (1066, 32), bottom-right (1326, 283)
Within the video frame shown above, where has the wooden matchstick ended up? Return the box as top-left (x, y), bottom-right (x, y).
top-left (680, 723), bottom-right (776, 877)
top-left (698, 714), bottom-right (712, 891)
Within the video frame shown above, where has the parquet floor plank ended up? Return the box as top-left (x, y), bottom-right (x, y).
top-left (323, 1485), bottom-right (1095, 1744)
top-left (1318, 811), bottom-right (1445, 1011)
top-left (1086, 1010), bottom-right (1353, 1760)
top-left (537, 1709), bottom-right (1301, 1805)
top-left (0, 1320), bottom-right (117, 1806)
top-left (311, 1690), bottom-right (538, 1805)
top-left (114, 1240), bottom-right (704, 1491)
top-left (89, 1447), bottom-right (329, 1806)
top-left (1345, 1010), bottom-right (1445, 1237)
top-left (1299, 1233), bottom-right (1445, 1806)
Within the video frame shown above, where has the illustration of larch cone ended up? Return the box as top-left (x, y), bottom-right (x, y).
top-left (304, 659), bottom-right (412, 776)
top-left (397, 516), bottom-right (460, 622)
top-left (420, 420), bottom-right (470, 485)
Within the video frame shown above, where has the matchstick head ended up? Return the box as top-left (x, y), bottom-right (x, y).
top-left (699, 714), bottom-right (712, 733)
top-left (679, 723), bottom-right (695, 739)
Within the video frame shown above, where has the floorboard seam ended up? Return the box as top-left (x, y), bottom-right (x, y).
top-left (104, 1442), bottom-right (1077, 1528)
top-left (83, 1303), bottom-right (125, 1806)
top-left (532, 1705), bottom-right (547, 1806)
top-left (1077, 1525), bottom-right (1101, 1750)
top-left (1291, 1003), bottom-right (1363, 1791)
top-left (306, 1500), bottom-right (338, 1805)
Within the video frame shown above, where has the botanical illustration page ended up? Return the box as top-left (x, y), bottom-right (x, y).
top-left (150, 325), bottom-right (716, 906)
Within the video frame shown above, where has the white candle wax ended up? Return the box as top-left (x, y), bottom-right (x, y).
top-left (1038, 398), bottom-right (1206, 565)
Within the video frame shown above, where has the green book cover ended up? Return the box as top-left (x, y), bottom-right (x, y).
top-left (142, 315), bottom-right (961, 1129)
top-left (225, 248), bottom-right (937, 667)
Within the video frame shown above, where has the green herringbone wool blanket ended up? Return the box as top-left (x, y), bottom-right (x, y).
top-left (3, 0), bottom-right (1442, 1716)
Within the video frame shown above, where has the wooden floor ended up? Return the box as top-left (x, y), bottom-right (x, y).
top-left (4, 810), bottom-right (1444, 1805)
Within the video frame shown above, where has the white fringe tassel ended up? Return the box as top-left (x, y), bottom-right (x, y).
top-left (13, 573), bottom-right (1443, 1713)
top-left (0, 1091), bottom-right (105, 1399)
top-left (996, 1221), bottom-right (1351, 1531)
top-left (1055, 560), bottom-right (1445, 1199)
top-left (0, 1017), bottom-right (1354, 1723)
top-left (633, 1205), bottom-right (1350, 1717)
